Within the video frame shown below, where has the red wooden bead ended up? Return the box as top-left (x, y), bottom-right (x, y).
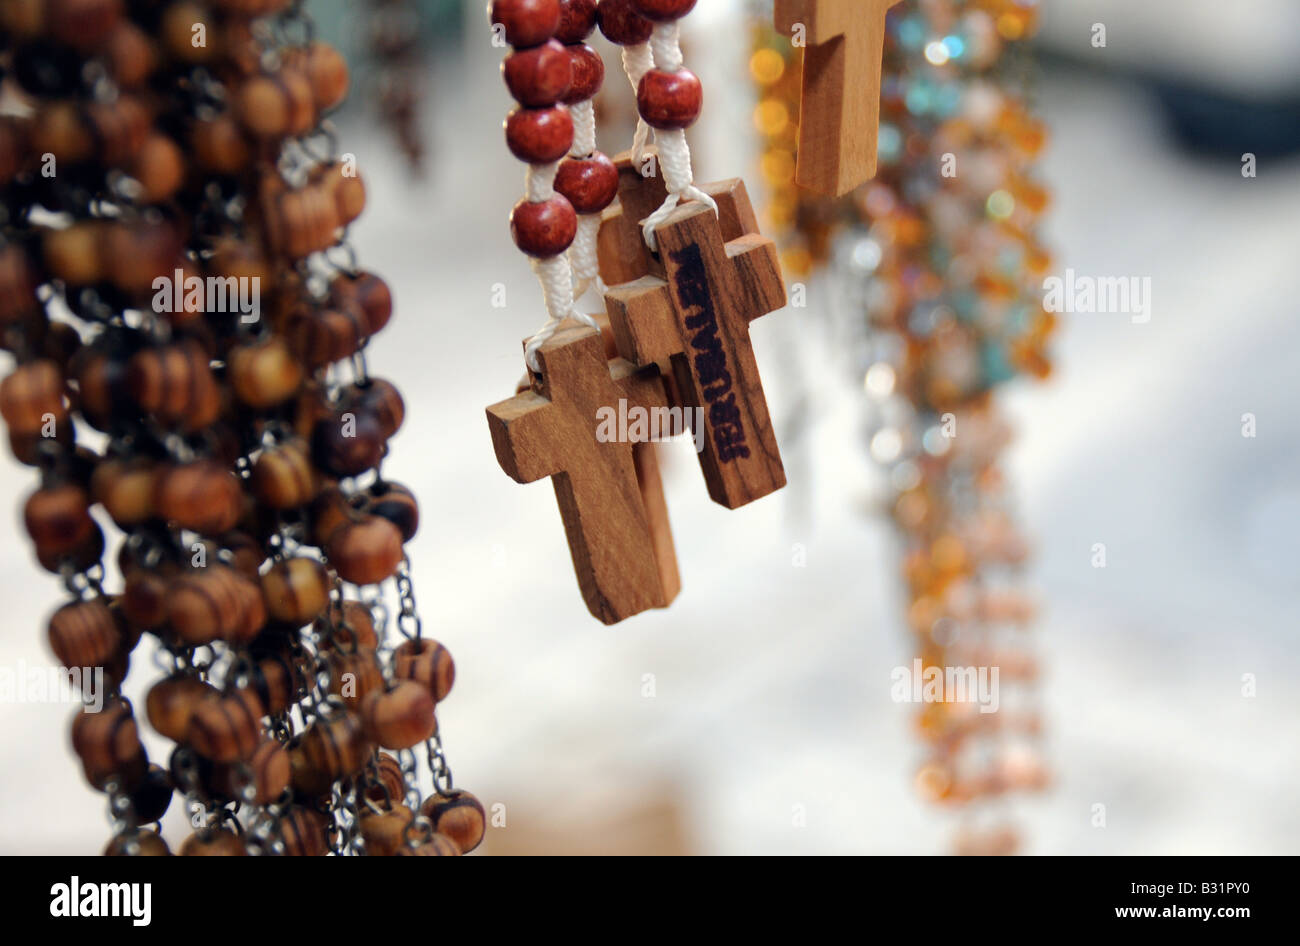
top-left (503, 39), bottom-right (571, 108)
top-left (596, 0), bottom-right (653, 45)
top-left (554, 151), bottom-right (619, 214)
top-left (637, 68), bottom-right (703, 130)
top-left (510, 195), bottom-right (577, 258)
top-left (560, 43), bottom-right (604, 104)
top-left (556, 0), bottom-right (598, 43)
top-left (504, 105), bottom-right (573, 164)
top-left (632, 0), bottom-right (696, 20)
top-left (490, 0), bottom-right (560, 48)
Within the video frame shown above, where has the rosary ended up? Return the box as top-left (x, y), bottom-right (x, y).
top-left (0, 0), bottom-right (482, 855)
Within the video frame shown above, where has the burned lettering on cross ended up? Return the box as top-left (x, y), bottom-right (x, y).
top-left (669, 244), bottom-right (750, 462)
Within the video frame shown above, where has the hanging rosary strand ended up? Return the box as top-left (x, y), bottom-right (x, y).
top-left (0, 0), bottom-right (482, 856)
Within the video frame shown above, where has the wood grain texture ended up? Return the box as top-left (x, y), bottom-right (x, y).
top-left (774, 0), bottom-right (902, 196)
top-left (486, 325), bottom-right (680, 625)
top-left (604, 177), bottom-right (787, 509)
top-left (596, 149), bottom-right (668, 286)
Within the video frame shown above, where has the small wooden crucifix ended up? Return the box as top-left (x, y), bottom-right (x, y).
top-left (600, 154), bottom-right (788, 510)
top-left (774, 0), bottom-right (903, 196)
top-left (485, 324), bottom-right (680, 625)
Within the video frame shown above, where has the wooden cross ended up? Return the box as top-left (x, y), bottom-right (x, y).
top-left (774, 0), bottom-right (903, 196)
top-left (600, 157), bottom-right (788, 510)
top-left (485, 324), bottom-right (680, 625)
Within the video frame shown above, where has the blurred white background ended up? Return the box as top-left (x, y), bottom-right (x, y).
top-left (0, 1), bottom-right (1297, 854)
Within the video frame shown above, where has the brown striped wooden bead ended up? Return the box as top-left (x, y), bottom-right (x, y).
top-left (251, 439), bottom-right (316, 510)
top-left (104, 829), bottom-right (170, 857)
top-left (180, 828), bottom-right (248, 856)
top-left (420, 789), bottom-right (486, 854)
top-left (35, 519), bottom-right (104, 575)
top-left (511, 195), bottom-right (577, 257)
top-left (284, 304), bottom-right (367, 369)
top-left (228, 336), bottom-right (303, 409)
top-left (596, 0), bottom-right (652, 44)
top-left (30, 101), bottom-right (93, 165)
top-left (187, 689), bottom-right (264, 763)
top-left (505, 105), bottom-right (573, 164)
top-left (43, 221), bottom-right (106, 286)
top-left (47, 598), bottom-right (121, 669)
top-left (159, 1), bottom-right (215, 63)
top-left (296, 711), bottom-right (371, 784)
top-left (350, 379), bottom-right (405, 440)
top-left (327, 647), bottom-right (385, 709)
top-left (310, 409), bottom-right (385, 478)
top-left (71, 701), bottom-right (147, 790)
top-left (261, 557), bottom-right (329, 625)
top-left (0, 244), bottom-right (40, 324)
top-left (90, 458), bottom-right (158, 528)
top-left (227, 569), bottom-right (268, 645)
top-left (503, 39), bottom-right (571, 107)
top-left (280, 806), bottom-right (329, 856)
top-left (366, 481), bottom-right (418, 542)
top-left (0, 118), bottom-right (30, 190)
top-left (637, 68), bottom-right (703, 130)
top-left (491, 0), bottom-right (560, 48)
top-left (122, 564), bottom-right (175, 631)
top-left (24, 484), bottom-right (95, 561)
top-left (127, 341), bottom-right (221, 432)
top-left (167, 565), bottom-right (258, 646)
top-left (126, 763), bottom-right (174, 824)
top-left (554, 151), bottom-right (619, 214)
top-left (70, 348), bottom-right (130, 432)
top-left (155, 461), bottom-right (243, 535)
top-left (102, 220), bottom-right (182, 296)
top-left (393, 638), bottom-right (455, 703)
top-left (365, 752), bottom-right (406, 808)
top-left (317, 600), bottom-right (378, 652)
top-left (252, 652), bottom-right (305, 715)
top-left (1, 360), bottom-right (67, 435)
top-left (315, 160), bottom-right (366, 228)
top-left (309, 486), bottom-right (356, 548)
top-left (330, 271), bottom-right (393, 336)
top-left (396, 833), bottom-right (461, 856)
top-left (212, 738), bottom-right (290, 805)
top-left (302, 41), bottom-right (349, 111)
top-left (130, 132), bottom-right (185, 204)
top-left (360, 804), bottom-right (413, 856)
top-left (361, 681), bottom-right (436, 750)
top-left (326, 515), bottom-right (404, 586)
top-left (146, 676), bottom-right (217, 743)
top-left (104, 20), bottom-right (157, 89)
top-left (237, 67), bottom-right (317, 140)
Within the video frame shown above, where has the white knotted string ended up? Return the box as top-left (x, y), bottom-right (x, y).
top-left (640, 22), bottom-right (716, 252)
top-left (523, 159), bottom-right (598, 372)
top-left (566, 99), bottom-right (608, 303)
top-left (620, 43), bottom-right (655, 164)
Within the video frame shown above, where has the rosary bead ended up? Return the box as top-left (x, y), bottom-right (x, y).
top-left (420, 789), bottom-right (486, 854)
top-left (228, 336), bottom-right (304, 409)
top-left (169, 564), bottom-right (262, 645)
top-left (361, 681), bottom-right (437, 750)
top-left (330, 271), bottom-right (393, 336)
top-left (397, 833), bottom-right (461, 856)
top-left (328, 647), bottom-right (386, 709)
top-left (104, 829), bottom-right (169, 857)
top-left (128, 340), bottom-right (221, 432)
top-left (191, 115), bottom-right (251, 176)
top-left (631, 0), bottom-right (696, 20)
top-left (237, 68), bottom-right (317, 140)
top-left (126, 764), bottom-right (174, 824)
top-left (366, 481), bottom-right (419, 541)
top-left (365, 752), bottom-right (406, 808)
top-left (510, 195), bottom-right (577, 258)
top-left (91, 458), bottom-right (158, 528)
top-left (303, 41), bottom-right (350, 111)
top-left (212, 738), bottom-right (290, 805)
top-left (71, 700), bottom-right (147, 791)
top-left (360, 804), bottom-right (414, 856)
top-left (23, 484), bottom-right (95, 562)
top-left (122, 565), bottom-right (174, 631)
top-left (637, 68), bottom-right (703, 130)
top-left (317, 600), bottom-right (378, 652)
top-left (315, 160), bottom-right (367, 227)
top-left (155, 461), bottom-right (244, 535)
top-left (393, 637), bottom-right (454, 703)
top-left (47, 0), bottom-right (125, 52)
top-left (147, 676), bottom-right (217, 743)
top-left (187, 689), bottom-right (264, 763)
top-left (43, 221), bottom-right (106, 286)
top-left (327, 515), bottom-right (405, 586)
top-left (261, 557), bottom-right (330, 625)
top-left (350, 379), bottom-right (405, 440)
top-left (0, 244), bottom-right (41, 324)
top-left (490, 0), bottom-right (561, 49)
top-left (554, 151), bottom-right (619, 213)
top-left (556, 0), bottom-right (598, 43)
top-left (252, 652), bottom-right (306, 715)
top-left (71, 349), bottom-right (132, 432)
top-left (130, 132), bottom-right (185, 204)
top-left (251, 439), bottom-right (317, 510)
top-left (285, 304), bottom-right (368, 369)
top-left (180, 828), bottom-right (248, 856)
top-left (310, 408), bottom-right (386, 478)
top-left (309, 486), bottom-right (355, 547)
top-left (560, 43), bottom-right (603, 104)
top-left (505, 104), bottom-right (574, 164)
top-left (596, 0), bottom-right (653, 45)
top-left (1, 359), bottom-right (67, 435)
top-left (47, 598), bottom-right (121, 670)
top-left (503, 39), bottom-right (572, 108)
top-left (296, 711), bottom-right (371, 786)
top-left (104, 20), bottom-right (157, 89)
top-left (280, 806), bottom-right (329, 856)
top-left (35, 519), bottom-right (104, 575)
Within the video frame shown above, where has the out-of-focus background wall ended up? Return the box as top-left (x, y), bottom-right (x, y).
top-left (1, 0), bottom-right (1297, 854)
